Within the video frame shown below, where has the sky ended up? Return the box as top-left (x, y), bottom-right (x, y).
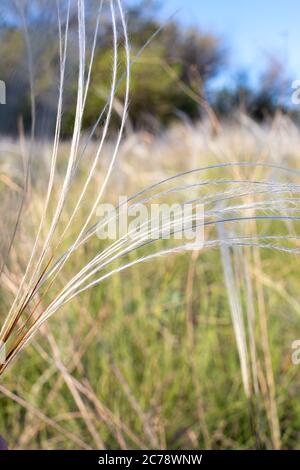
top-left (130, 0), bottom-right (300, 88)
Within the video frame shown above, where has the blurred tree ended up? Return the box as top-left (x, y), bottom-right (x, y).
top-left (68, 44), bottom-right (199, 135)
top-left (162, 22), bottom-right (226, 82)
top-left (250, 56), bottom-right (288, 120)
top-left (67, 1), bottom-right (226, 132)
top-left (2, 0), bottom-right (290, 136)
top-left (214, 57), bottom-right (289, 121)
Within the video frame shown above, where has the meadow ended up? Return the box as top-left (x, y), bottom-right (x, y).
top-left (1, 117), bottom-right (300, 449)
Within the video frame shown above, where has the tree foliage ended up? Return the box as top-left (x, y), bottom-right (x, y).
top-left (0, 0), bottom-right (290, 137)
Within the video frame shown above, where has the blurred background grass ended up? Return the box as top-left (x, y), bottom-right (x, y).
top-left (1, 121), bottom-right (300, 449)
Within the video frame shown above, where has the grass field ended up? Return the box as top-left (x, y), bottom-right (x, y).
top-left (1, 116), bottom-right (300, 449)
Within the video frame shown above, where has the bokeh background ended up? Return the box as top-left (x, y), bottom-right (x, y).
top-left (1, 0), bottom-right (300, 451)
top-left (0, 0), bottom-right (299, 136)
